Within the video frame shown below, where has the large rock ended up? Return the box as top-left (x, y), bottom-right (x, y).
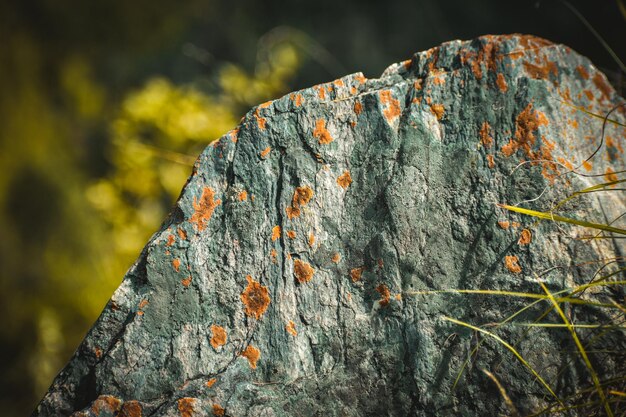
top-left (34, 34), bottom-right (625, 416)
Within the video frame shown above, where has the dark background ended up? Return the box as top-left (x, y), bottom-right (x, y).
top-left (0, 1), bottom-right (624, 416)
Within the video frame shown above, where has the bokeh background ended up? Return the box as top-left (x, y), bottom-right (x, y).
top-left (0, 0), bottom-right (624, 415)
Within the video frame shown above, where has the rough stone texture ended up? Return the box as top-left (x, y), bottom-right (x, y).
top-left (34, 34), bottom-right (626, 416)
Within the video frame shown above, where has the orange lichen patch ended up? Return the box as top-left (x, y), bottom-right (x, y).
top-left (286, 186), bottom-right (314, 219)
top-left (511, 222), bottom-right (521, 228)
top-left (402, 59), bottom-right (412, 69)
top-left (286, 230), bottom-right (297, 239)
top-left (568, 119), bottom-right (579, 129)
top-left (206, 378), bottom-right (217, 388)
top-left (166, 234), bottom-right (176, 246)
top-left (557, 157), bottom-right (573, 170)
top-left (354, 101), bottom-right (363, 115)
top-left (240, 275), bottom-right (271, 320)
top-left (94, 347), bottom-right (103, 359)
top-left (523, 60), bottom-right (557, 79)
top-left (294, 94), bottom-right (303, 107)
top-left (334, 79), bottom-right (345, 87)
top-left (172, 258), bottom-right (181, 272)
top-left (260, 146), bottom-right (271, 159)
top-left (605, 167), bottom-right (618, 183)
top-left (118, 400), bottom-right (142, 417)
top-left (501, 103), bottom-right (549, 158)
top-left (210, 325), bottom-right (227, 349)
top-left (518, 229), bottom-right (532, 245)
top-left (212, 404), bottom-right (225, 416)
top-left (459, 39), bottom-right (499, 80)
top-left (583, 90), bottom-right (594, 101)
top-left (414, 79), bottom-right (423, 90)
top-left (313, 119), bottom-right (334, 144)
top-left (238, 190), bottom-right (248, 201)
top-left (593, 73), bottom-right (612, 100)
top-left (138, 299), bottom-right (149, 310)
top-left (294, 259), bottom-right (314, 283)
top-left (498, 220), bottom-right (510, 230)
top-left (430, 104), bottom-right (445, 120)
top-left (432, 73), bottom-right (446, 85)
top-left (576, 65), bottom-right (589, 80)
top-left (91, 395), bottom-right (122, 416)
top-left (190, 187), bottom-right (221, 232)
top-left (479, 122), bottom-right (493, 147)
top-left (395, 293), bottom-right (402, 301)
top-left (254, 109), bottom-right (267, 130)
top-left (259, 101), bottom-right (272, 109)
top-left (337, 171), bottom-right (353, 189)
top-left (181, 276), bottom-right (192, 287)
top-left (308, 232), bottom-right (315, 247)
top-left (285, 320), bottom-right (297, 336)
top-left (354, 74), bottom-right (367, 84)
top-left (486, 154), bottom-right (495, 168)
top-left (317, 86), bottom-right (327, 100)
top-left (377, 258), bottom-right (384, 269)
top-left (177, 227), bottom-right (187, 241)
top-left (270, 248), bottom-right (277, 263)
top-left (582, 160), bottom-right (593, 171)
top-left (271, 225), bottom-right (281, 242)
top-left (379, 90), bottom-right (401, 122)
top-left (331, 253), bottom-right (341, 264)
top-left (376, 284), bottom-right (391, 307)
top-left (177, 398), bottom-right (196, 417)
top-left (504, 255), bottom-right (522, 274)
top-left (241, 345), bottom-right (260, 369)
top-left (496, 73), bottom-right (508, 92)
top-left (350, 267), bottom-right (364, 282)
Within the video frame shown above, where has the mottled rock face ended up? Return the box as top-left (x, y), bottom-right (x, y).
top-left (35, 35), bottom-right (625, 417)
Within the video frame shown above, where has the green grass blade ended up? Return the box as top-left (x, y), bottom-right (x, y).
top-left (442, 316), bottom-right (562, 403)
top-left (539, 281), bottom-right (613, 417)
top-left (498, 204), bottom-right (626, 236)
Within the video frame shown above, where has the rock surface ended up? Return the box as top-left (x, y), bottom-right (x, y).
top-left (34, 34), bottom-right (626, 416)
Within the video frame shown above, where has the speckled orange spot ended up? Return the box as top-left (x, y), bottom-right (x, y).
top-left (479, 122), bottom-right (493, 147)
top-left (241, 345), bottom-right (260, 369)
top-left (206, 378), bottom-right (217, 388)
top-left (582, 160), bottom-right (593, 171)
top-left (414, 79), bottom-right (423, 90)
top-left (395, 293), bottom-right (402, 301)
top-left (317, 86), bottom-right (326, 100)
top-left (354, 101), bottom-right (363, 115)
top-left (260, 146), bottom-right (271, 159)
top-left (313, 119), bottom-right (333, 144)
top-left (337, 171), bottom-right (353, 189)
top-left (498, 221), bottom-right (510, 230)
top-left (240, 275), bottom-right (270, 320)
top-left (286, 320), bottom-right (297, 336)
top-left (584, 90), bottom-right (594, 101)
top-left (605, 167), bottom-right (618, 183)
top-left (91, 396), bottom-right (122, 416)
top-left (496, 73), bottom-right (508, 92)
top-left (212, 404), bottom-right (225, 416)
top-left (177, 227), bottom-right (187, 241)
top-left (576, 65), bottom-right (589, 80)
top-left (518, 229), bottom-right (532, 245)
top-left (331, 253), bottom-right (341, 263)
top-left (119, 400), bottom-right (142, 417)
top-left (286, 186), bottom-right (314, 219)
top-left (593, 73), bottom-right (612, 100)
top-left (210, 325), bottom-right (227, 349)
top-left (501, 103), bottom-right (549, 161)
top-left (177, 398), bottom-right (196, 417)
top-left (523, 60), bottom-right (557, 79)
top-left (380, 90), bottom-right (401, 122)
top-left (350, 267), bottom-right (364, 282)
top-left (504, 255), bottom-right (522, 274)
top-left (181, 276), bottom-right (192, 287)
top-left (94, 347), bottom-right (103, 359)
top-left (286, 230), bottom-right (296, 239)
top-left (190, 187), bottom-right (221, 232)
top-left (166, 234), bottom-right (175, 246)
top-left (172, 259), bottom-right (181, 272)
top-left (238, 191), bottom-right (248, 201)
top-left (355, 74), bottom-right (367, 84)
top-left (271, 225), bottom-right (281, 242)
top-left (294, 94), bottom-right (303, 107)
top-left (486, 154), bottom-right (495, 168)
top-left (270, 248), bottom-right (277, 263)
top-left (430, 104), bottom-right (445, 120)
top-left (433, 74), bottom-right (446, 85)
top-left (308, 232), bottom-right (315, 247)
top-left (376, 284), bottom-right (391, 307)
top-left (294, 259), bottom-right (314, 283)
top-left (334, 78), bottom-right (345, 87)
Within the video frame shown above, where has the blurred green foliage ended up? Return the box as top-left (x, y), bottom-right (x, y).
top-left (0, 1), bottom-right (624, 416)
